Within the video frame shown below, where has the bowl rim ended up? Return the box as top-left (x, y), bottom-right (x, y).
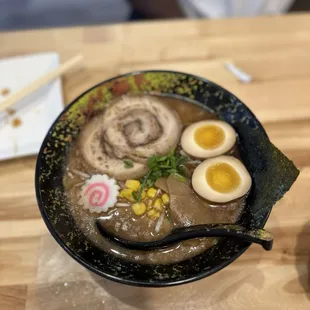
top-left (35, 69), bottom-right (271, 287)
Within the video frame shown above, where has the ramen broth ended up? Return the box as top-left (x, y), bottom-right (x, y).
top-left (64, 96), bottom-right (246, 264)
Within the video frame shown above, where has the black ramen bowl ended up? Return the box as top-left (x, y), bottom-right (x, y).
top-left (35, 70), bottom-right (299, 287)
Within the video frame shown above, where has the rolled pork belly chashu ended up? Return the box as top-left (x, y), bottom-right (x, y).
top-left (78, 95), bottom-right (183, 180)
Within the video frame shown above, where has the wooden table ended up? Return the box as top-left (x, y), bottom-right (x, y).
top-left (1, 13), bottom-right (310, 310)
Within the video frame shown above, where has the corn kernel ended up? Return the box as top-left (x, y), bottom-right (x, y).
top-left (125, 180), bottom-right (140, 191)
top-left (147, 200), bottom-right (153, 210)
top-left (147, 188), bottom-right (157, 198)
top-left (162, 193), bottom-right (170, 205)
top-left (147, 209), bottom-right (155, 219)
top-left (132, 202), bottom-right (146, 216)
top-left (153, 198), bottom-right (163, 211)
top-left (154, 210), bottom-right (160, 218)
top-left (141, 190), bottom-right (146, 200)
top-left (154, 205), bottom-right (163, 212)
top-left (147, 209), bottom-right (160, 220)
top-left (120, 188), bottom-right (135, 202)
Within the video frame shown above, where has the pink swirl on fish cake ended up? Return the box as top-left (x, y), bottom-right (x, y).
top-left (84, 182), bottom-right (110, 208)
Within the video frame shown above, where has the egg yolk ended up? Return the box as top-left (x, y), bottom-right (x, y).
top-left (206, 163), bottom-right (241, 193)
top-left (194, 125), bottom-right (225, 149)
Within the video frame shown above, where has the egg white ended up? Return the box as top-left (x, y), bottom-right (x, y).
top-left (192, 156), bottom-right (252, 203)
top-left (181, 120), bottom-right (236, 158)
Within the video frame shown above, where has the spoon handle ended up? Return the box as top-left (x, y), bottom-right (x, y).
top-left (172, 224), bottom-right (273, 251)
top-left (96, 222), bottom-right (273, 251)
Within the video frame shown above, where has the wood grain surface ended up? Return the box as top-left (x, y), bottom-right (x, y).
top-left (0, 14), bottom-right (310, 309)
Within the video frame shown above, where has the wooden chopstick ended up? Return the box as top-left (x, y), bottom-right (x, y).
top-left (0, 53), bottom-right (83, 112)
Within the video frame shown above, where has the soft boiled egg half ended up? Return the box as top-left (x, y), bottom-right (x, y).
top-left (181, 120), bottom-right (236, 158)
top-left (192, 156), bottom-right (252, 203)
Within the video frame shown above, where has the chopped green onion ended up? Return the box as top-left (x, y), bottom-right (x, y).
top-left (123, 159), bottom-right (134, 168)
top-left (135, 150), bottom-right (188, 201)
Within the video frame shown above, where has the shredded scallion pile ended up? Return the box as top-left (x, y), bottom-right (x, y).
top-left (135, 149), bottom-right (188, 201)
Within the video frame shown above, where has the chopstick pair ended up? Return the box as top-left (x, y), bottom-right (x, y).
top-left (0, 53), bottom-right (84, 113)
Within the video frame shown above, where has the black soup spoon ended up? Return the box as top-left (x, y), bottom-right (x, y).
top-left (96, 221), bottom-right (274, 251)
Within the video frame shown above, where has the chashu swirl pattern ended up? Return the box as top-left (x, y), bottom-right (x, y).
top-left (78, 95), bottom-right (182, 180)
